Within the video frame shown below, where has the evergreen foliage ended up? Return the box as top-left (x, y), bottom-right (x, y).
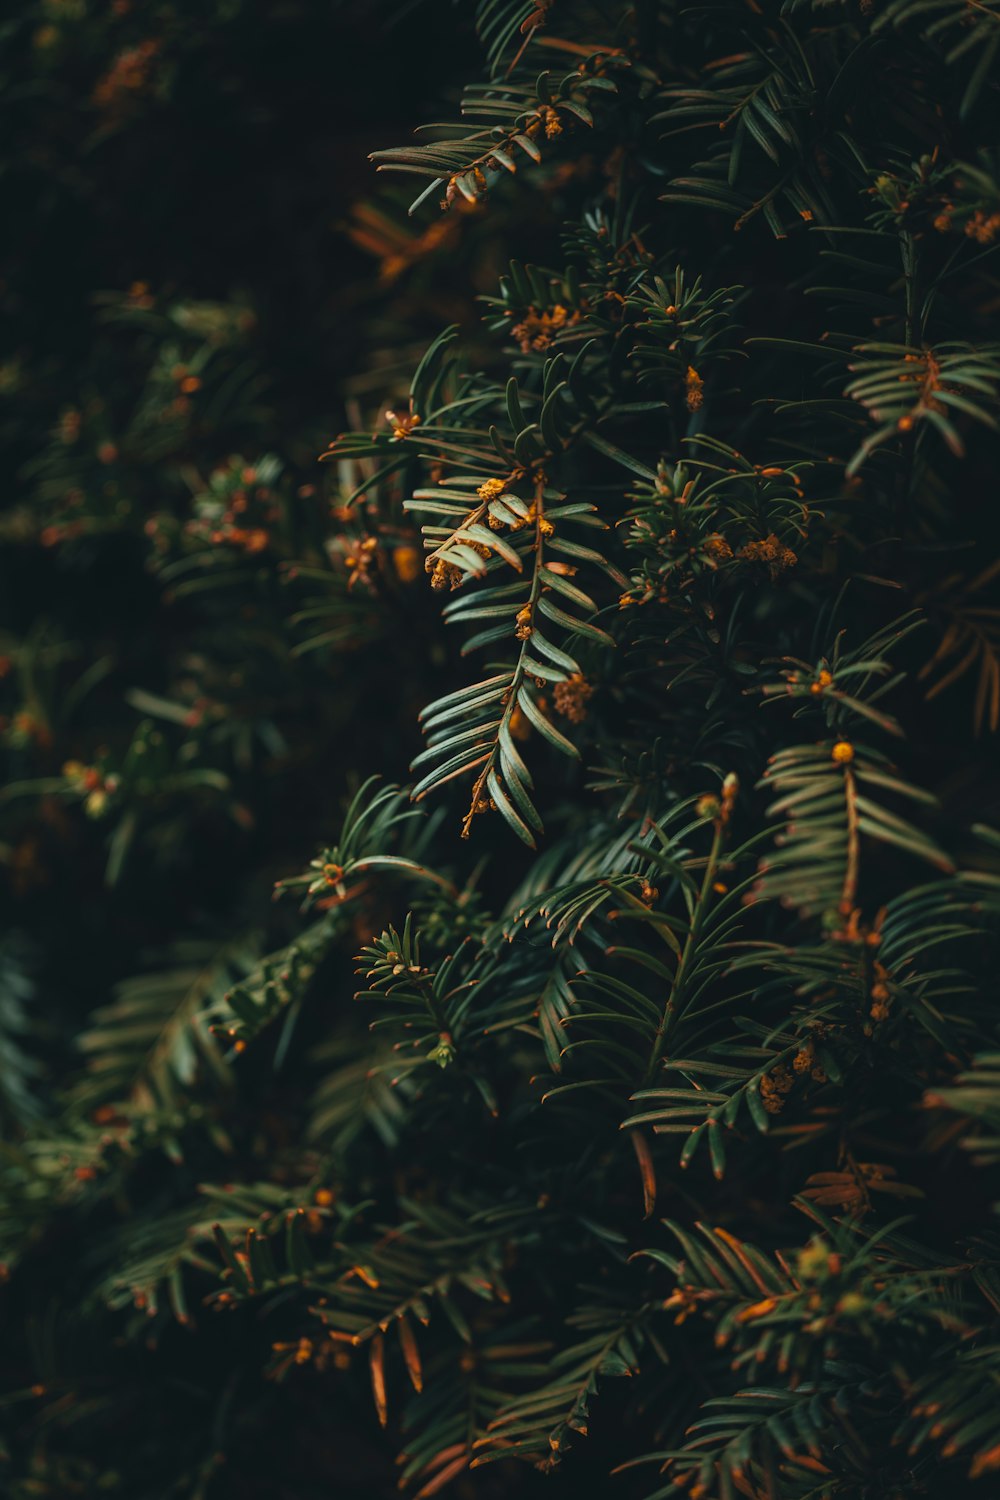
top-left (4, 1), bottom-right (1000, 1497)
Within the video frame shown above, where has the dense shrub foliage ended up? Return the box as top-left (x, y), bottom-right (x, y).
top-left (5, 2), bottom-right (1000, 1497)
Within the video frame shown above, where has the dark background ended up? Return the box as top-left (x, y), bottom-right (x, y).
top-left (0, 10), bottom-right (482, 1493)
top-left (0, 0), bottom-right (488, 1003)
